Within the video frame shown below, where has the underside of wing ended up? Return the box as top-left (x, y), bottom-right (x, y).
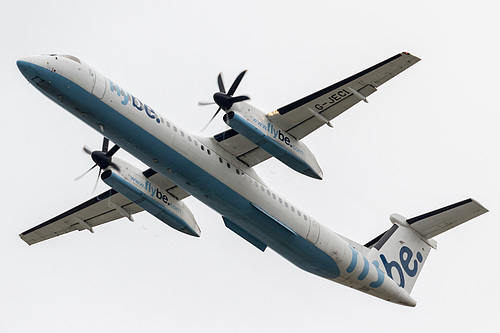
top-left (20, 169), bottom-right (191, 245)
top-left (268, 52), bottom-right (421, 140)
top-left (212, 129), bottom-right (272, 167)
top-left (141, 168), bottom-right (190, 200)
top-left (211, 52), bottom-right (420, 168)
top-left (19, 189), bottom-right (142, 245)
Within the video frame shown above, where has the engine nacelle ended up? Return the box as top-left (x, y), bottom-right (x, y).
top-left (223, 109), bottom-right (323, 179)
top-left (101, 159), bottom-right (201, 237)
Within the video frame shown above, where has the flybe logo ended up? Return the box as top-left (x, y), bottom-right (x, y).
top-left (251, 117), bottom-right (304, 156)
top-left (109, 79), bottom-right (164, 124)
top-left (346, 246), bottom-right (385, 289)
top-left (380, 246), bottom-right (424, 288)
top-left (129, 175), bottom-right (182, 213)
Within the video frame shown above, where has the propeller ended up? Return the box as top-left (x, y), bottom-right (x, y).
top-left (75, 137), bottom-right (120, 192)
top-left (200, 70), bottom-right (250, 131)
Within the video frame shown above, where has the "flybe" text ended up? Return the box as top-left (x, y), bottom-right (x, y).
top-left (109, 79), bottom-right (165, 125)
top-left (380, 246), bottom-right (423, 288)
top-left (252, 117), bottom-right (304, 156)
top-left (130, 175), bottom-right (182, 213)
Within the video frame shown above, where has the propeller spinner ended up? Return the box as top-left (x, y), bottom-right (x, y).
top-left (200, 70), bottom-right (250, 131)
top-left (75, 137), bottom-right (120, 192)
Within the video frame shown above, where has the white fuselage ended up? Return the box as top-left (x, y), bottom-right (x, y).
top-left (17, 54), bottom-right (416, 306)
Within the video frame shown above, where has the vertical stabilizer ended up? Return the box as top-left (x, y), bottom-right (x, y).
top-left (365, 198), bottom-right (488, 294)
top-left (374, 225), bottom-right (432, 293)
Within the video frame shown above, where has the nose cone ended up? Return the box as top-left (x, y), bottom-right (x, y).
top-left (17, 56), bottom-right (36, 80)
top-left (17, 56), bottom-right (32, 70)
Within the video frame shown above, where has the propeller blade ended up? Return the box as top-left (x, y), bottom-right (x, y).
top-left (201, 107), bottom-right (222, 131)
top-left (217, 73), bottom-right (225, 93)
top-left (83, 146), bottom-right (92, 155)
top-left (231, 95), bottom-right (250, 103)
top-left (75, 163), bottom-right (98, 181)
top-left (102, 137), bottom-right (109, 153)
top-left (92, 168), bottom-right (102, 193)
top-left (109, 162), bottom-right (121, 172)
top-left (227, 70), bottom-right (247, 96)
top-left (198, 101), bottom-right (216, 106)
top-left (106, 144), bottom-right (120, 157)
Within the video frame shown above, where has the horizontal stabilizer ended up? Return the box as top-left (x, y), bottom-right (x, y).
top-left (365, 198), bottom-right (488, 249)
top-left (364, 198), bottom-right (488, 294)
top-left (406, 198), bottom-right (488, 239)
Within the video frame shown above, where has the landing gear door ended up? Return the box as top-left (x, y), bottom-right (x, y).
top-left (90, 68), bottom-right (106, 99)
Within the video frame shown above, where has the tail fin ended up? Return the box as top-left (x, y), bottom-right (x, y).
top-left (365, 198), bottom-right (488, 294)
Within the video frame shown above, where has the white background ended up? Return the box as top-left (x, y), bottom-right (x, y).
top-left (1, 1), bottom-right (498, 332)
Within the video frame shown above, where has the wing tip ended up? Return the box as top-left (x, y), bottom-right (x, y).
top-left (470, 197), bottom-right (489, 214)
top-left (19, 233), bottom-right (34, 246)
top-left (401, 51), bottom-right (421, 62)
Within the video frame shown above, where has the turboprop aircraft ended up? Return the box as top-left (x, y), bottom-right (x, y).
top-left (17, 52), bottom-right (488, 306)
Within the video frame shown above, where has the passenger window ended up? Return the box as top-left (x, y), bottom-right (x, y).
top-left (304, 215), bottom-right (308, 221)
top-left (201, 145), bottom-right (205, 151)
top-left (227, 163), bottom-right (230, 168)
top-left (174, 126), bottom-right (178, 132)
top-left (297, 211), bottom-right (301, 217)
top-left (285, 202), bottom-right (288, 208)
top-left (272, 193), bottom-right (276, 199)
top-left (181, 131), bottom-right (185, 137)
top-left (291, 206), bottom-right (295, 212)
top-left (219, 157), bottom-right (223, 163)
top-left (207, 149), bottom-right (211, 155)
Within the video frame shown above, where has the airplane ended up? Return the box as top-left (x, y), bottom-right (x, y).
top-left (17, 52), bottom-right (488, 307)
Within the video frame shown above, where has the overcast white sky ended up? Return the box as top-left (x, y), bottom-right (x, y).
top-left (1, 0), bottom-right (499, 332)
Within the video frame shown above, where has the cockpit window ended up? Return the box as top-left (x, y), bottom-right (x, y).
top-left (59, 54), bottom-right (81, 64)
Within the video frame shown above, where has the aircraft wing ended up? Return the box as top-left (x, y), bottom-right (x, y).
top-left (20, 169), bottom-right (190, 245)
top-left (268, 52), bottom-right (421, 140)
top-left (213, 52), bottom-right (420, 167)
